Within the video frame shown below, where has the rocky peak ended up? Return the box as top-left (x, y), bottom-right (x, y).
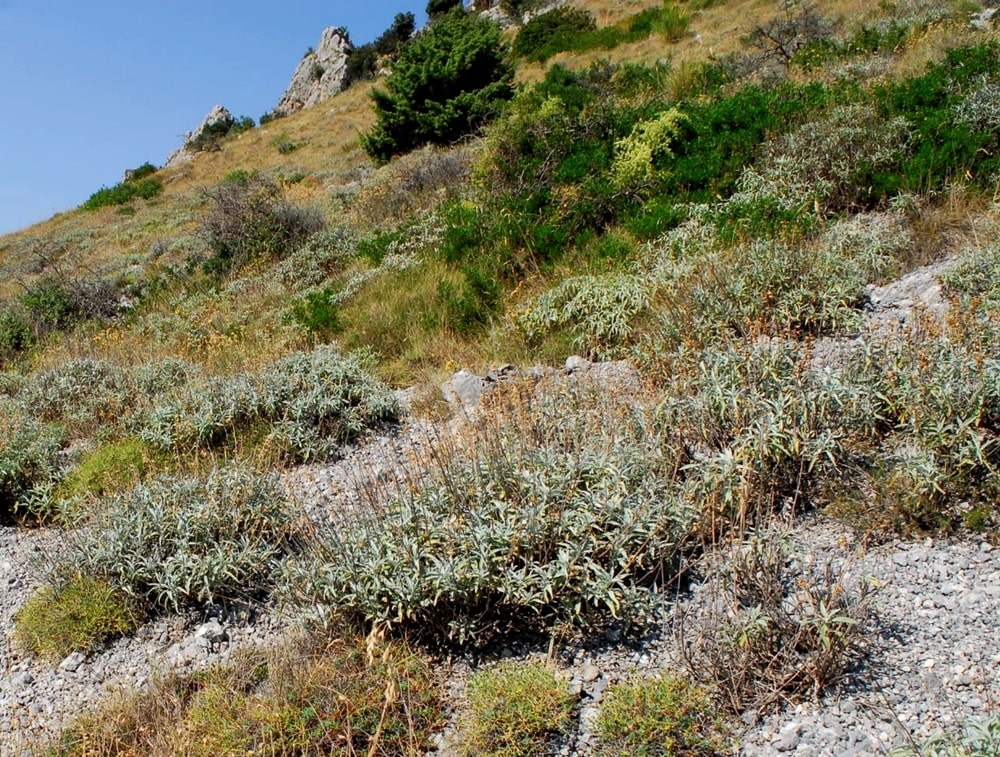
top-left (165, 104), bottom-right (235, 167)
top-left (273, 27), bottom-right (352, 117)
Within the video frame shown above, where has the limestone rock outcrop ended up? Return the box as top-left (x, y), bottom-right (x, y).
top-left (165, 104), bottom-right (234, 167)
top-left (273, 27), bottom-right (352, 116)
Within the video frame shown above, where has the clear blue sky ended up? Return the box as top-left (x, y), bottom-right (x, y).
top-left (0, 1), bottom-right (428, 235)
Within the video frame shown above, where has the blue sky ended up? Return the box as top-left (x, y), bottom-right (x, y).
top-left (0, 1), bottom-right (427, 235)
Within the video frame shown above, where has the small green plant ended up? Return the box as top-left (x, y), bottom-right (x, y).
top-left (890, 717), bottom-right (1000, 757)
top-left (287, 286), bottom-right (341, 338)
top-left (269, 133), bottom-right (298, 154)
top-left (15, 574), bottom-right (144, 659)
top-left (461, 662), bottom-right (575, 757)
top-left (595, 675), bottom-right (726, 756)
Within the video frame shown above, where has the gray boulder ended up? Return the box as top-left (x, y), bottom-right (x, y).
top-left (165, 104), bottom-right (234, 167)
top-left (273, 27), bottom-right (352, 116)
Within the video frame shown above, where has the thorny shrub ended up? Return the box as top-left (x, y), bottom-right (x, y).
top-left (200, 172), bottom-right (324, 275)
top-left (678, 530), bottom-right (876, 715)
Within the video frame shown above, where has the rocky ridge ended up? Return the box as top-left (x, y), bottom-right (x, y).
top-left (273, 27), bottom-right (352, 117)
top-left (164, 104), bottom-right (235, 167)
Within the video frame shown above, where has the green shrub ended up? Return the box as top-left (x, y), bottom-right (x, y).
top-left (283, 384), bottom-right (690, 645)
top-left (0, 308), bottom-right (32, 361)
top-left (124, 162), bottom-right (158, 182)
top-left (81, 177), bottom-right (163, 211)
top-left (57, 438), bottom-right (160, 503)
top-left (595, 676), bottom-right (725, 756)
top-left (362, 8), bottom-right (514, 163)
top-left (288, 286), bottom-right (341, 337)
top-left (629, 2), bottom-right (691, 42)
top-left (63, 465), bottom-right (296, 613)
top-left (14, 575), bottom-right (143, 659)
top-left (670, 80), bottom-right (830, 202)
top-left (513, 2), bottom-right (690, 62)
top-left (461, 662), bottom-right (575, 757)
top-left (880, 43), bottom-right (1000, 192)
top-left (200, 172), bottom-right (324, 275)
top-left (427, 0), bottom-right (462, 18)
top-left (20, 279), bottom-right (79, 336)
top-left (513, 6), bottom-right (597, 61)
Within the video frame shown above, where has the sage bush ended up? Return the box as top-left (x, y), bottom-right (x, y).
top-left (140, 346), bottom-right (399, 462)
top-left (284, 383), bottom-right (693, 645)
top-left (62, 465), bottom-right (297, 613)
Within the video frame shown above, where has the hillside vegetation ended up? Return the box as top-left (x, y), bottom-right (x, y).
top-left (2, 0), bottom-right (1000, 753)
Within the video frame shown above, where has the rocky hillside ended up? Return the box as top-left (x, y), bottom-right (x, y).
top-left (1, 0), bottom-right (999, 754)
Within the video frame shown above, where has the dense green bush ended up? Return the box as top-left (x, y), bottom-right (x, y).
top-left (200, 172), bottom-right (324, 275)
top-left (879, 43), bottom-right (1000, 193)
top-left (0, 308), bottom-right (31, 361)
top-left (513, 2), bottom-right (690, 62)
top-left (287, 286), bottom-right (341, 338)
top-left (513, 6), bottom-right (597, 61)
top-left (15, 575), bottom-right (144, 659)
top-left (362, 9), bottom-right (514, 163)
top-left (81, 177), bottom-right (163, 211)
top-left (347, 12), bottom-right (416, 81)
